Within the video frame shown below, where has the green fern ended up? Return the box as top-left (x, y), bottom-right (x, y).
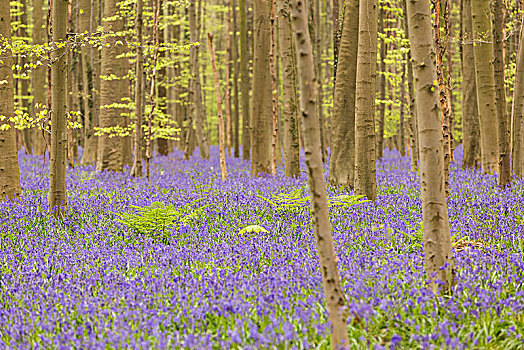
top-left (113, 200), bottom-right (209, 244)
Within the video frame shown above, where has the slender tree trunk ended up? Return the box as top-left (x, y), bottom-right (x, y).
top-left (461, 0), bottom-right (481, 169)
top-left (402, 0), bottom-right (419, 171)
top-left (512, 23), bottom-right (524, 175)
top-left (79, 0), bottom-right (93, 164)
top-left (208, 34), bottom-right (228, 181)
top-left (32, 0), bottom-right (47, 156)
top-left (471, 0), bottom-right (499, 174)
top-left (270, 0), bottom-right (279, 175)
top-left (226, 0), bottom-right (233, 156)
top-left (354, 0), bottom-right (378, 201)
top-left (232, 0), bottom-right (240, 158)
top-left (19, 1), bottom-right (32, 154)
top-left (132, 0), bottom-right (144, 177)
top-left (251, 0), bottom-right (272, 176)
top-left (312, 0), bottom-right (327, 162)
top-left (96, 0), bottom-right (126, 172)
top-left (49, 0), bottom-right (69, 215)
top-left (0, 2), bottom-right (21, 200)
top-left (328, 0), bottom-right (359, 187)
top-left (277, 0), bottom-right (300, 178)
top-left (240, 0), bottom-right (251, 160)
top-left (492, 0), bottom-right (511, 186)
top-left (376, 11), bottom-right (386, 159)
top-left (290, 2), bottom-right (350, 348)
top-left (399, 63), bottom-right (406, 157)
top-left (432, 0), bottom-right (451, 196)
top-left (406, 0), bottom-right (454, 294)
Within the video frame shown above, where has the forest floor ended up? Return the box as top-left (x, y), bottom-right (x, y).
top-left (0, 147), bottom-right (523, 349)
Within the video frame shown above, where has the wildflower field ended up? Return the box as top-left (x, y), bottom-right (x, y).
top-left (0, 147), bottom-right (523, 349)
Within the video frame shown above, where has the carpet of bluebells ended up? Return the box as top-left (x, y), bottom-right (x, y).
top-left (0, 146), bottom-right (523, 349)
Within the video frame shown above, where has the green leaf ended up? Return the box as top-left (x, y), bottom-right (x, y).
top-left (239, 225), bottom-right (269, 235)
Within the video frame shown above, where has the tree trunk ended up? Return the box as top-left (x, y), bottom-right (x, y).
top-left (471, 0), bottom-right (499, 174)
top-left (208, 34), bottom-right (228, 181)
top-left (405, 0), bottom-right (454, 294)
top-left (225, 0), bottom-right (233, 157)
top-left (240, 0), bottom-right (250, 160)
top-left (461, 0), bottom-right (481, 169)
top-left (132, 0), bottom-right (144, 177)
top-left (492, 0), bottom-right (511, 186)
top-left (19, 1), bottom-right (32, 154)
top-left (251, 0), bottom-right (272, 176)
top-left (270, 0), bottom-right (279, 175)
top-left (49, 0), bottom-right (69, 215)
top-left (32, 0), bottom-right (47, 156)
top-left (354, 0), bottom-right (378, 201)
top-left (290, 2), bottom-right (350, 348)
top-left (0, 2), bottom-right (21, 200)
top-left (96, 0), bottom-right (126, 172)
top-left (328, 0), bottom-right (359, 187)
top-left (512, 23), bottom-right (524, 175)
top-left (232, 0), bottom-right (240, 158)
top-left (376, 10), bottom-right (386, 159)
top-left (399, 62), bottom-right (406, 157)
top-left (186, 0), bottom-right (209, 160)
top-left (83, 0), bottom-right (100, 164)
top-left (402, 0), bottom-right (419, 171)
top-left (277, 0), bottom-right (300, 178)
top-left (312, 0), bottom-right (327, 163)
top-left (79, 0), bottom-right (93, 164)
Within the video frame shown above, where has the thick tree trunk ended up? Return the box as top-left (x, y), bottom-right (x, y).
top-left (328, 0), bottom-right (359, 187)
top-left (354, 0), bottom-right (378, 201)
top-left (0, 2), bottom-right (21, 200)
top-left (208, 34), bottom-right (228, 181)
top-left (277, 0), bottom-right (300, 178)
top-left (291, 2), bottom-right (350, 348)
top-left (240, 0), bottom-right (250, 160)
top-left (461, 0), bottom-right (480, 169)
top-left (49, 0), bottom-right (69, 215)
top-left (471, 0), bottom-right (499, 174)
top-left (270, 0), bottom-right (279, 175)
top-left (32, 0), bottom-right (47, 156)
top-left (251, 0), bottom-right (272, 176)
top-left (186, 0), bottom-right (209, 160)
top-left (406, 0), bottom-right (454, 294)
top-left (492, 0), bottom-right (511, 186)
top-left (96, 0), bottom-right (126, 172)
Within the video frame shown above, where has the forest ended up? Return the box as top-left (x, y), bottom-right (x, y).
top-left (0, 0), bottom-right (523, 348)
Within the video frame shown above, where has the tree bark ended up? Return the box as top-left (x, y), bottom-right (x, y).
top-left (96, 0), bottom-right (126, 172)
top-left (405, 0), bottom-right (454, 294)
top-left (186, 0), bottom-right (209, 160)
top-left (328, 0), bottom-right (359, 187)
top-left (376, 9), bottom-right (386, 159)
top-left (277, 0), bottom-right (300, 178)
top-left (79, 0), bottom-right (93, 164)
top-left (208, 33), bottom-right (228, 181)
top-left (49, 0), bottom-right (69, 215)
top-left (270, 0), bottom-right (279, 175)
top-left (290, 1), bottom-right (350, 348)
top-left (226, 0), bottom-right (233, 157)
top-left (354, 0), bottom-right (378, 201)
top-left (232, 0), bottom-right (240, 158)
top-left (19, 1), bottom-right (32, 154)
top-left (240, 0), bottom-right (250, 160)
top-left (0, 2), bottom-right (21, 200)
top-left (461, 0), bottom-right (481, 169)
top-left (511, 23), bottom-right (524, 175)
top-left (492, 0), bottom-right (511, 186)
top-left (32, 0), bottom-right (47, 156)
top-left (132, 0), bottom-right (144, 177)
top-left (251, 0), bottom-right (272, 176)
top-left (471, 0), bottom-right (499, 174)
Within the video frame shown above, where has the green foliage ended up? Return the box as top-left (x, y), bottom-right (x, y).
top-left (113, 200), bottom-right (209, 245)
top-left (239, 225), bottom-right (269, 235)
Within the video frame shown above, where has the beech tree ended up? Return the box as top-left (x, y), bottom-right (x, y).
top-left (405, 0), bottom-right (454, 293)
top-left (291, 1), bottom-right (350, 348)
top-left (0, 1), bottom-right (21, 200)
